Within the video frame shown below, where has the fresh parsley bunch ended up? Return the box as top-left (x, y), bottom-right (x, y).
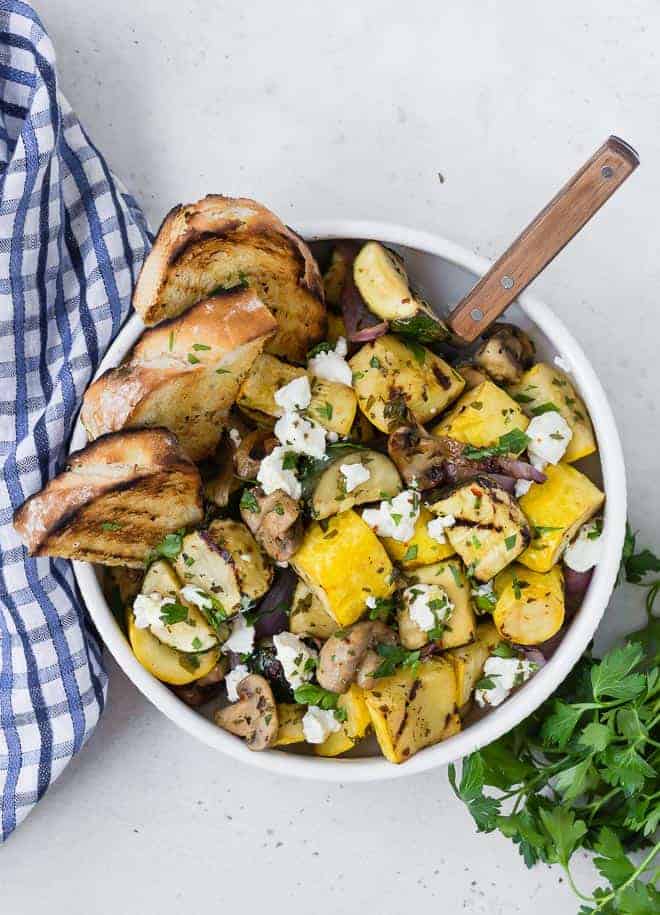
top-left (449, 526), bottom-right (660, 914)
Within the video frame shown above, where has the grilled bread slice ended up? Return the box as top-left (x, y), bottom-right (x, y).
top-left (81, 287), bottom-right (277, 461)
top-left (14, 429), bottom-right (203, 567)
top-left (131, 195), bottom-right (325, 362)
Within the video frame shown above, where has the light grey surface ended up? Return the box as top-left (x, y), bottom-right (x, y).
top-left (4, 1), bottom-right (659, 911)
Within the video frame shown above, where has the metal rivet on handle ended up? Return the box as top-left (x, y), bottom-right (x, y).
top-left (501, 275), bottom-right (514, 290)
top-left (470, 308), bottom-right (484, 322)
top-left (601, 165), bottom-right (614, 178)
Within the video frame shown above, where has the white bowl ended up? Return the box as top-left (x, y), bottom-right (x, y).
top-left (72, 220), bottom-right (626, 782)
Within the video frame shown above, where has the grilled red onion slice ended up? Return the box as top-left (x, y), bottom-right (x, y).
top-left (252, 566), bottom-right (297, 639)
top-left (496, 458), bottom-right (547, 483)
top-left (563, 565), bottom-right (594, 613)
top-left (339, 245), bottom-right (389, 343)
top-left (483, 473), bottom-right (516, 493)
top-left (519, 647), bottom-right (547, 669)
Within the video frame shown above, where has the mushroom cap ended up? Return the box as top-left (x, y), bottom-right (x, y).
top-left (317, 621), bottom-right (397, 693)
top-left (214, 674), bottom-right (278, 751)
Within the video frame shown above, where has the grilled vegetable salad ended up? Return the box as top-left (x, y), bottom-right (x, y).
top-left (15, 201), bottom-right (605, 765)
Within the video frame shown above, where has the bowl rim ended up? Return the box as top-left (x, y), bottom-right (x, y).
top-left (72, 219), bottom-right (626, 782)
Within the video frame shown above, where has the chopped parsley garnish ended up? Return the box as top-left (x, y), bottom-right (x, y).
top-left (192, 343), bottom-right (211, 351)
top-left (403, 545), bottom-right (418, 562)
top-left (240, 489), bottom-right (260, 514)
top-left (191, 637), bottom-right (203, 650)
top-left (370, 355), bottom-right (381, 369)
top-left (159, 602), bottom-right (189, 626)
top-left (372, 644), bottom-right (421, 679)
top-left (316, 401), bottom-right (333, 420)
top-left (463, 428), bottom-right (529, 460)
top-left (403, 339), bottom-right (426, 365)
top-left (504, 534), bottom-right (517, 550)
top-left (101, 521), bottom-right (122, 532)
top-left (307, 341), bottom-right (334, 358)
top-left (187, 353), bottom-right (201, 365)
top-left (149, 530), bottom-right (185, 563)
top-left (531, 401), bottom-right (560, 416)
top-left (281, 451), bottom-right (298, 470)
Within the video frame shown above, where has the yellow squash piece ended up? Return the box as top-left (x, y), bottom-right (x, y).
top-left (127, 612), bottom-right (221, 685)
top-left (432, 379), bottom-right (528, 448)
top-left (509, 362), bottom-right (596, 462)
top-left (448, 621), bottom-right (501, 709)
top-left (315, 685), bottom-right (371, 757)
top-left (399, 559), bottom-right (477, 650)
top-left (518, 463), bottom-right (604, 572)
top-left (349, 335), bottom-right (465, 432)
top-left (309, 378), bottom-right (357, 436)
top-left (289, 581), bottom-right (338, 640)
top-left (364, 658), bottom-right (458, 764)
top-left (273, 703), bottom-right (306, 747)
top-left (493, 564), bottom-right (564, 645)
top-left (292, 509), bottom-right (395, 626)
top-left (381, 506), bottom-right (454, 569)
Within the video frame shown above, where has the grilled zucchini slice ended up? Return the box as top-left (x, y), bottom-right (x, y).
top-left (207, 519), bottom-right (273, 602)
top-left (289, 581), bottom-right (338, 640)
top-left (137, 560), bottom-right (218, 653)
top-left (174, 531), bottom-right (242, 616)
top-left (310, 449), bottom-right (401, 520)
top-left (349, 335), bottom-right (465, 432)
top-left (428, 477), bottom-right (531, 581)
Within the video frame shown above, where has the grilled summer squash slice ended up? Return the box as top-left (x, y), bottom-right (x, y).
top-left (128, 613), bottom-right (221, 686)
top-left (273, 703), bottom-right (306, 747)
top-left (508, 362), bottom-right (596, 462)
top-left (493, 564), bottom-right (565, 645)
top-left (291, 509), bottom-right (395, 626)
top-left (380, 505), bottom-right (455, 569)
top-left (447, 621), bottom-right (501, 709)
top-left (352, 242), bottom-right (449, 342)
top-left (399, 559), bottom-right (477, 650)
top-left (364, 658), bottom-right (459, 763)
top-left (432, 379), bottom-right (529, 449)
top-left (315, 685), bottom-right (371, 757)
top-left (137, 560), bottom-right (218, 653)
top-left (310, 449), bottom-right (402, 520)
top-left (349, 335), bottom-right (465, 432)
top-left (207, 519), bottom-right (273, 602)
top-left (428, 477), bottom-right (532, 581)
top-left (289, 581), bottom-right (338, 640)
top-left (517, 462), bottom-right (605, 572)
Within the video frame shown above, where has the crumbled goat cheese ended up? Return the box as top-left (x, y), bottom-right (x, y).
top-left (365, 596), bottom-right (377, 610)
top-left (515, 479), bottom-right (532, 498)
top-left (273, 632), bottom-right (318, 689)
top-left (404, 584), bottom-right (454, 632)
top-left (228, 428), bottom-right (242, 448)
top-left (274, 375), bottom-right (312, 412)
top-left (221, 614), bottom-right (255, 655)
top-left (302, 706), bottom-right (342, 744)
top-left (554, 354), bottom-right (573, 374)
top-left (180, 585), bottom-right (213, 611)
top-left (224, 664), bottom-right (250, 702)
top-left (564, 520), bottom-right (602, 572)
top-left (308, 337), bottom-right (352, 386)
top-left (133, 592), bottom-right (168, 629)
top-left (327, 431), bottom-right (339, 443)
top-left (427, 514), bottom-right (456, 544)
top-left (475, 655), bottom-right (536, 708)
top-left (340, 461), bottom-right (371, 493)
top-left (526, 411), bottom-right (572, 467)
top-left (257, 445), bottom-right (302, 500)
top-left (362, 490), bottom-right (420, 542)
top-left (274, 410), bottom-right (327, 458)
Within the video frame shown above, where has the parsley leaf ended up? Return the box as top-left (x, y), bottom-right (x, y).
top-left (463, 428), bottom-right (529, 460)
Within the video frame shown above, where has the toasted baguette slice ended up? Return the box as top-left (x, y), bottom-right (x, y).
top-left (131, 195), bottom-right (325, 362)
top-left (81, 288), bottom-right (277, 461)
top-left (14, 429), bottom-right (203, 567)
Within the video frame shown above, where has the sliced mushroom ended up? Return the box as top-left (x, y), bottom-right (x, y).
top-left (317, 621), bottom-right (397, 693)
top-left (474, 323), bottom-right (535, 385)
top-left (214, 674), bottom-right (278, 750)
top-left (204, 436), bottom-right (240, 508)
top-left (388, 424), bottom-right (466, 489)
top-left (233, 429), bottom-right (278, 481)
top-left (240, 487), bottom-right (303, 562)
top-left (455, 363), bottom-right (490, 391)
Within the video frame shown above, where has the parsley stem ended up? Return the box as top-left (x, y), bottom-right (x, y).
top-left (591, 840), bottom-right (660, 911)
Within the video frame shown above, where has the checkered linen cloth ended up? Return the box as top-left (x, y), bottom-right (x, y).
top-left (0, 1), bottom-right (150, 841)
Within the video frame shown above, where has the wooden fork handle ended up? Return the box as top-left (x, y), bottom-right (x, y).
top-left (447, 136), bottom-right (639, 342)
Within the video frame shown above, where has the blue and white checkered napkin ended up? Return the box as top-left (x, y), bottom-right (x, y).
top-left (0, 1), bottom-right (150, 841)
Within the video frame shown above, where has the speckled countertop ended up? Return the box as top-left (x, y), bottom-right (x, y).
top-left (5, 2), bottom-right (660, 912)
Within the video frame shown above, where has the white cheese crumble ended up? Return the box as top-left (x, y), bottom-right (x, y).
top-left (274, 375), bottom-right (312, 412)
top-left (403, 584), bottom-right (454, 632)
top-left (307, 337), bottom-right (353, 387)
top-left (564, 520), bottom-right (602, 572)
top-left (475, 655), bottom-right (536, 708)
top-left (362, 490), bottom-right (420, 542)
top-left (526, 411), bottom-right (573, 467)
top-left (365, 596), bottom-right (377, 610)
top-left (327, 431), bottom-right (339, 443)
top-left (340, 461), bottom-right (371, 493)
top-left (515, 479), bottom-right (532, 498)
top-left (257, 445), bottom-right (302, 500)
top-left (273, 632), bottom-right (318, 689)
top-left (554, 354), bottom-right (573, 374)
top-left (180, 585), bottom-right (213, 611)
top-left (133, 592), bottom-right (168, 629)
top-left (274, 410), bottom-right (327, 458)
top-left (221, 614), bottom-right (255, 655)
top-left (224, 664), bottom-right (249, 702)
top-left (228, 428), bottom-right (242, 448)
top-left (302, 706), bottom-right (342, 744)
top-left (427, 514), bottom-right (456, 544)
